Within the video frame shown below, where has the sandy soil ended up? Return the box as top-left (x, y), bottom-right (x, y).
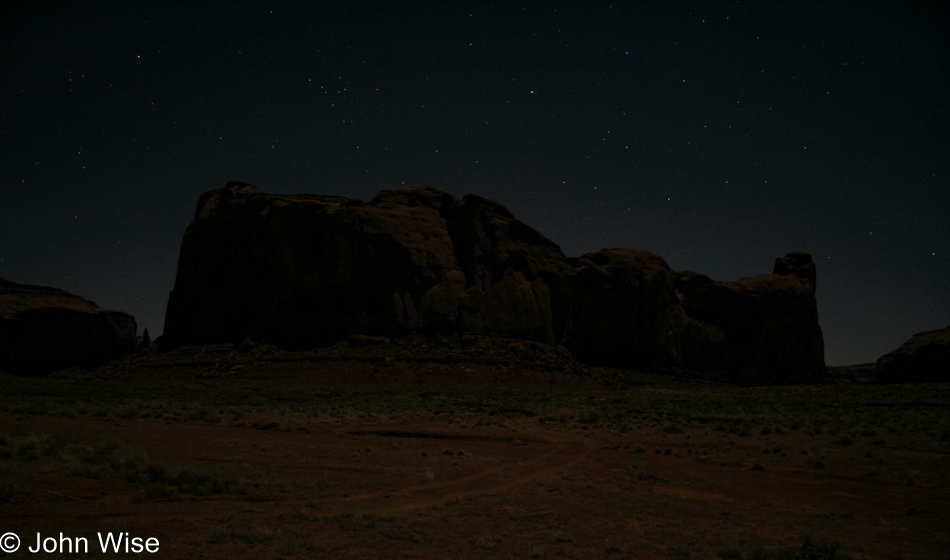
top-left (1, 345), bottom-right (948, 559)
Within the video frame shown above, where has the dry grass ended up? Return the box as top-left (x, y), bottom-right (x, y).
top-left (1, 361), bottom-right (948, 559)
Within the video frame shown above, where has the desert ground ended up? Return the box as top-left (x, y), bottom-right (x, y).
top-left (1, 341), bottom-right (948, 559)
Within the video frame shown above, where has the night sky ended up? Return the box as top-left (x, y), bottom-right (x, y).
top-left (2, 2), bottom-right (947, 366)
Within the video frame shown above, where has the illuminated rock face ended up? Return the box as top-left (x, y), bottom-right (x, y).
top-left (163, 182), bottom-right (826, 384)
top-left (876, 326), bottom-right (950, 383)
top-left (0, 278), bottom-right (137, 375)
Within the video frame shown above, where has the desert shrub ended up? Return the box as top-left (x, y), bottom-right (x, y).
top-left (16, 438), bottom-right (38, 456)
top-left (0, 483), bottom-right (14, 503)
top-left (132, 484), bottom-right (175, 503)
top-left (169, 469), bottom-right (241, 495)
top-left (718, 547), bottom-right (741, 559)
top-left (717, 534), bottom-right (849, 559)
top-left (88, 441), bottom-right (150, 479)
top-left (663, 423), bottom-right (684, 434)
top-left (526, 544), bottom-right (545, 557)
top-left (209, 515), bottom-right (273, 544)
top-left (53, 407), bottom-right (78, 419)
top-left (118, 405), bottom-right (140, 419)
top-left (332, 511), bottom-right (387, 530)
top-left (381, 518), bottom-right (432, 544)
top-left (671, 545), bottom-right (695, 559)
top-left (603, 537), bottom-right (628, 552)
top-left (471, 531), bottom-right (500, 550)
top-left (285, 503), bottom-right (320, 522)
top-left (797, 534), bottom-right (848, 559)
top-left (274, 534), bottom-right (320, 555)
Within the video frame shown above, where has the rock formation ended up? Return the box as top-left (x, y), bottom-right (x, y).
top-left (0, 278), bottom-right (137, 375)
top-left (162, 182), bottom-right (826, 383)
top-left (876, 326), bottom-right (950, 383)
top-left (163, 183), bottom-right (570, 349)
top-left (673, 252), bottom-right (826, 384)
top-left (562, 248), bottom-right (684, 371)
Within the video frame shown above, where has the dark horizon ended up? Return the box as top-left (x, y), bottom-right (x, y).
top-left (2, 2), bottom-right (947, 366)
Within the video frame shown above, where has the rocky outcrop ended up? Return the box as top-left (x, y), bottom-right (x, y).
top-left (163, 182), bottom-right (826, 383)
top-left (163, 183), bottom-right (570, 349)
top-left (0, 278), bottom-right (137, 375)
top-left (876, 326), bottom-right (950, 383)
top-left (563, 248), bottom-right (685, 371)
top-left (673, 252), bottom-right (826, 384)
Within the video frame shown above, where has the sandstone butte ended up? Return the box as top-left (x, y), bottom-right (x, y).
top-left (161, 182), bottom-right (826, 384)
top-left (0, 278), bottom-right (137, 375)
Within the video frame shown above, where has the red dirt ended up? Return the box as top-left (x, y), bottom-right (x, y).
top-left (1, 351), bottom-right (948, 559)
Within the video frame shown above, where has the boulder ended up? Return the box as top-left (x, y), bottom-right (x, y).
top-left (0, 278), bottom-right (137, 375)
top-left (162, 182), bottom-right (826, 383)
top-left (876, 326), bottom-right (950, 383)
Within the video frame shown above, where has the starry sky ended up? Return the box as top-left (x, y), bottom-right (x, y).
top-left (2, 2), bottom-right (947, 366)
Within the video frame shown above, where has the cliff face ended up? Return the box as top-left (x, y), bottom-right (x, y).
top-left (674, 253), bottom-right (826, 384)
top-left (163, 183), bottom-right (570, 348)
top-left (163, 182), bottom-right (826, 383)
top-left (563, 248), bottom-right (684, 371)
top-left (0, 278), bottom-right (137, 375)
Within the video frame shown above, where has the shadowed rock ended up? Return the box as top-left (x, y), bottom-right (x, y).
top-left (563, 248), bottom-right (684, 371)
top-left (163, 182), bottom-right (570, 349)
top-left (876, 326), bottom-right (950, 383)
top-left (674, 253), bottom-right (825, 384)
top-left (0, 278), bottom-right (137, 375)
top-left (162, 182), bottom-right (826, 384)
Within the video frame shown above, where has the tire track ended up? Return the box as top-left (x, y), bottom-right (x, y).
top-left (328, 420), bottom-right (598, 513)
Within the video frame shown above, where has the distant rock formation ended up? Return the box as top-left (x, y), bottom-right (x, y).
top-left (0, 278), bottom-right (137, 375)
top-left (162, 182), bottom-right (826, 384)
top-left (876, 326), bottom-right (950, 383)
